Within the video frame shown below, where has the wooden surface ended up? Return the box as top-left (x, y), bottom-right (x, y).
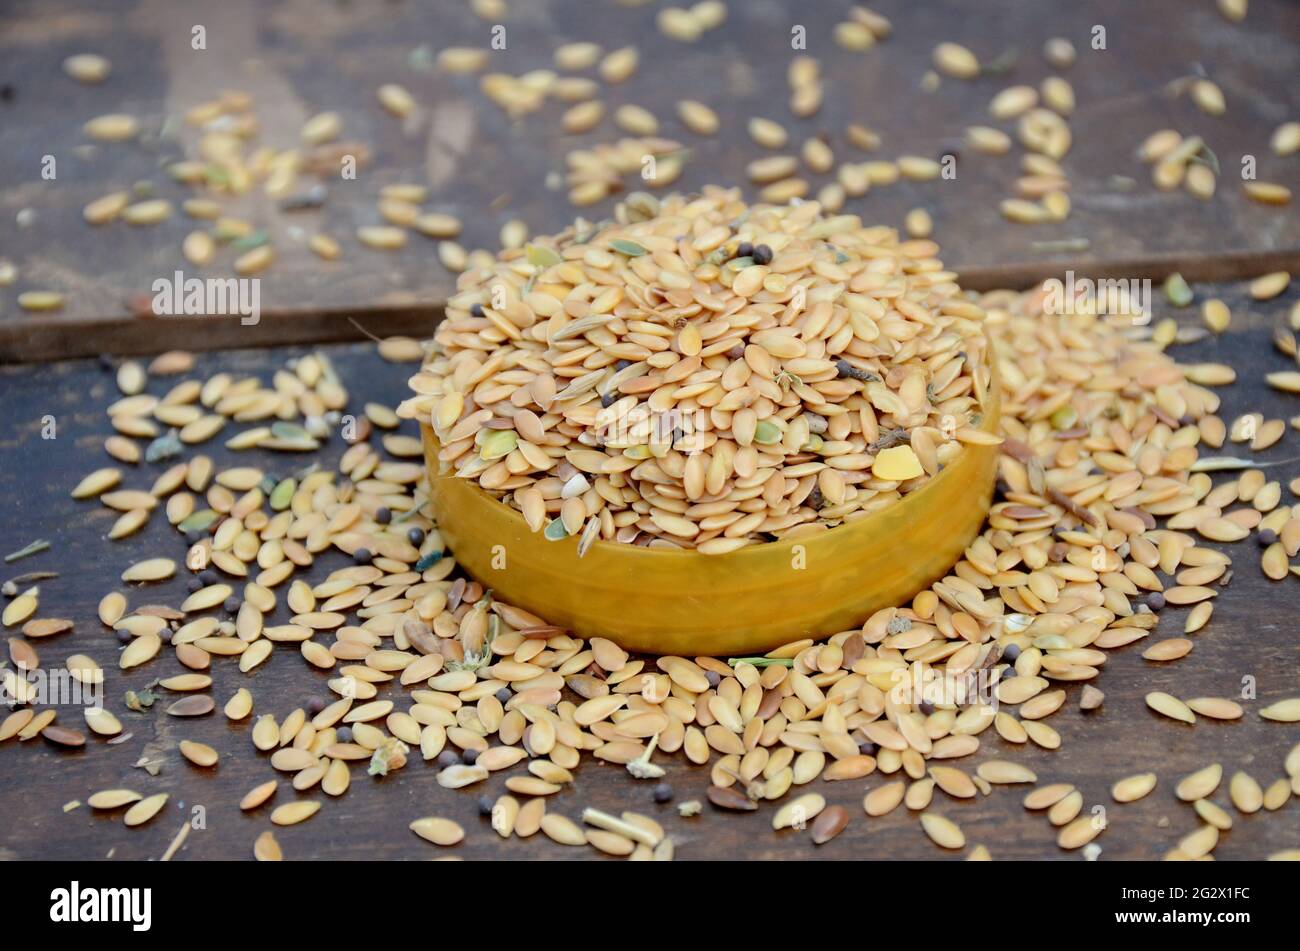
top-left (1, 281), bottom-right (1298, 860)
top-left (2, 0), bottom-right (1299, 360)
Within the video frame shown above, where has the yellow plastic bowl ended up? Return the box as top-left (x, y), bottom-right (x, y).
top-left (421, 385), bottom-right (999, 657)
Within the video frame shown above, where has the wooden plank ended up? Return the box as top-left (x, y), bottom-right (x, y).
top-left (0, 281), bottom-right (1297, 860)
top-left (2, 0), bottom-right (1298, 361)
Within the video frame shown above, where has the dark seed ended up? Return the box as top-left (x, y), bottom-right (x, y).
top-left (223, 597), bottom-right (240, 614)
top-left (187, 577), bottom-right (202, 592)
top-left (735, 241), bottom-right (754, 259)
top-left (353, 548), bottom-right (372, 565)
top-left (653, 782), bottom-right (673, 803)
top-left (811, 804), bottom-right (850, 844)
top-left (279, 183), bottom-right (327, 211)
top-left (918, 700), bottom-right (936, 716)
top-left (705, 670), bottom-right (721, 688)
top-left (461, 748), bottom-right (479, 765)
top-left (117, 630), bottom-right (132, 644)
top-left (478, 794), bottom-right (495, 816)
top-left (707, 784), bottom-right (757, 811)
top-left (1146, 592), bottom-right (1166, 611)
top-left (834, 358), bottom-right (879, 383)
top-left (436, 750), bottom-right (460, 769)
top-left (407, 527), bottom-right (425, 546)
top-left (858, 740), bottom-right (877, 757)
top-left (199, 570), bottom-right (218, 585)
top-left (375, 507), bottom-right (391, 525)
top-left (307, 697), bottom-right (326, 715)
top-left (1002, 643), bottom-right (1021, 663)
top-left (752, 243), bottom-right (773, 265)
top-left (1258, 528), bottom-right (1278, 546)
top-left (470, 303), bottom-right (485, 317)
top-left (495, 687), bottom-right (512, 703)
top-left (336, 726), bottom-right (353, 743)
top-left (42, 725), bottom-right (86, 747)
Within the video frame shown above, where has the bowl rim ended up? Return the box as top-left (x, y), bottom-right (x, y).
top-left (422, 357), bottom-right (1001, 567)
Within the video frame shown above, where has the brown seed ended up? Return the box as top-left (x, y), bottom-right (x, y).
top-left (707, 784), bottom-right (757, 811)
top-left (42, 725), bottom-right (86, 748)
top-left (810, 804), bottom-right (850, 844)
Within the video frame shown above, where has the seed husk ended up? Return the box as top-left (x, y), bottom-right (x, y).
top-left (1057, 815), bottom-right (1102, 850)
top-left (17, 290), bottom-right (65, 312)
top-left (377, 83), bottom-right (416, 117)
top-left (180, 740), bottom-right (219, 767)
top-left (1229, 771), bottom-right (1263, 813)
top-left (119, 634), bottom-right (161, 669)
top-left (254, 830), bottom-right (283, 861)
top-left (933, 42), bottom-right (979, 78)
top-left (773, 792), bottom-right (825, 830)
top-left (64, 53), bottom-right (111, 83)
top-left (124, 793), bottom-right (169, 827)
top-left (542, 813), bottom-right (587, 846)
top-left (84, 113), bottom-right (139, 142)
top-left (919, 812), bottom-right (965, 849)
top-left (84, 707), bottom-right (122, 736)
top-left (89, 789), bottom-right (142, 809)
top-left (1250, 271), bottom-right (1290, 300)
top-left (1146, 691), bottom-right (1195, 724)
top-left (270, 800), bottom-right (321, 825)
top-left (1185, 698), bottom-right (1242, 720)
top-left (1112, 772), bottom-right (1158, 803)
top-left (1176, 763), bottom-right (1223, 801)
top-left (240, 780), bottom-right (277, 811)
top-left (121, 558), bottom-right (175, 582)
top-left (410, 816), bottom-right (464, 845)
top-left (1261, 698), bottom-right (1300, 722)
top-left (977, 761), bottom-right (1037, 784)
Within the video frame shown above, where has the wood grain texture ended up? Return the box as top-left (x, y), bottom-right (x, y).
top-left (1, 0), bottom-right (1298, 360)
top-left (1, 282), bottom-right (1297, 860)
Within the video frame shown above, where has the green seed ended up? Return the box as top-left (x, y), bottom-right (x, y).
top-left (754, 420), bottom-right (782, 444)
top-left (479, 430), bottom-right (518, 461)
top-left (1162, 272), bottom-right (1193, 307)
top-left (1049, 406), bottom-right (1078, 430)
top-left (525, 244), bottom-right (562, 269)
top-left (177, 510), bottom-right (219, 533)
top-left (270, 479), bottom-right (296, 511)
top-left (609, 238), bottom-right (648, 257)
